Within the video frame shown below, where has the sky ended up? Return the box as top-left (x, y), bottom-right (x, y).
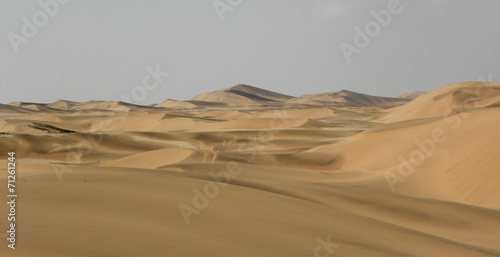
top-left (1, 0), bottom-right (500, 105)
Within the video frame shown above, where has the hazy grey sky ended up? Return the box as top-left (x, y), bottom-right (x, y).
top-left (2, 0), bottom-right (500, 105)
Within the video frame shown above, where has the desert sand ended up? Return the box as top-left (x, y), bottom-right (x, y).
top-left (1, 82), bottom-right (499, 256)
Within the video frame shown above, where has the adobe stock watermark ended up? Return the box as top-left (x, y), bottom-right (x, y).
top-left (7, 0), bottom-right (71, 54)
top-left (117, 64), bottom-right (170, 104)
top-left (213, 0), bottom-right (243, 21)
top-left (340, 0), bottom-right (411, 63)
top-left (313, 235), bottom-right (341, 257)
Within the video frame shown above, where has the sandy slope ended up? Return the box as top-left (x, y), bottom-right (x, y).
top-left (191, 84), bottom-right (294, 106)
top-left (288, 90), bottom-right (411, 107)
top-left (0, 82), bottom-right (499, 256)
top-left (397, 91), bottom-right (427, 100)
top-left (381, 82), bottom-right (500, 122)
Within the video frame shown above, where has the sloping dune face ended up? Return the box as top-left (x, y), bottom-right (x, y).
top-left (382, 82), bottom-right (500, 122)
top-left (191, 84), bottom-right (294, 106)
top-left (397, 91), bottom-right (427, 100)
top-left (288, 90), bottom-right (411, 106)
top-left (0, 82), bottom-right (499, 257)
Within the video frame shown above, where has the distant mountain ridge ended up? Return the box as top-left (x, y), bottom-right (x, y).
top-left (190, 84), bottom-right (294, 106)
top-left (288, 90), bottom-right (410, 107)
top-left (397, 91), bottom-right (427, 100)
top-left (4, 84), bottom-right (423, 109)
top-left (190, 84), bottom-right (411, 107)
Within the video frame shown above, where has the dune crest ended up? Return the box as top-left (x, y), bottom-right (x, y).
top-left (1, 82), bottom-right (499, 257)
top-left (288, 89), bottom-right (411, 107)
top-left (382, 82), bottom-right (500, 122)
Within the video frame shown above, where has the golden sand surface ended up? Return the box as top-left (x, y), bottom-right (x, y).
top-left (1, 82), bottom-right (499, 256)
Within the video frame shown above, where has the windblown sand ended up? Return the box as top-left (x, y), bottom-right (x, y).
top-left (1, 82), bottom-right (499, 256)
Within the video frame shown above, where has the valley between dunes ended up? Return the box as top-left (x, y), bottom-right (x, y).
top-left (0, 82), bottom-right (499, 256)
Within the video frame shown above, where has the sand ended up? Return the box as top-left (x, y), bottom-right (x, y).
top-left (0, 82), bottom-right (499, 256)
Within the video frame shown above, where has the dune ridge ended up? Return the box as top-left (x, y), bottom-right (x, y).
top-left (0, 82), bottom-right (499, 257)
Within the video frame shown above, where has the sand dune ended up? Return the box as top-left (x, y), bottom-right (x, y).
top-left (191, 84), bottom-right (294, 106)
top-left (0, 105), bottom-right (24, 115)
top-left (47, 100), bottom-right (79, 109)
top-left (382, 82), bottom-right (500, 122)
top-left (311, 107), bottom-right (500, 207)
top-left (288, 90), bottom-right (411, 107)
top-left (190, 84), bottom-right (409, 107)
top-left (156, 99), bottom-right (198, 109)
top-left (0, 82), bottom-right (499, 256)
top-left (397, 91), bottom-right (427, 100)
